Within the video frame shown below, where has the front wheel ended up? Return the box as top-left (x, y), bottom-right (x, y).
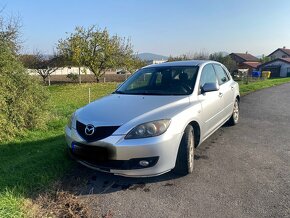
top-left (173, 125), bottom-right (195, 176)
top-left (228, 98), bottom-right (239, 126)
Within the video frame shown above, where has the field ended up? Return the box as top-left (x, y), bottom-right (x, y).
top-left (1, 78), bottom-right (290, 217)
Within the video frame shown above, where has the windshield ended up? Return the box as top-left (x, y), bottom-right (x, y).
top-left (115, 66), bottom-right (199, 95)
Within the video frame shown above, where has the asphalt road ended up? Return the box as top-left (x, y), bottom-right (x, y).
top-left (74, 83), bottom-right (290, 218)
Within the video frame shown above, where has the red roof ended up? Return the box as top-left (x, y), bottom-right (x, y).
top-left (242, 62), bottom-right (261, 68)
top-left (230, 53), bottom-right (260, 62)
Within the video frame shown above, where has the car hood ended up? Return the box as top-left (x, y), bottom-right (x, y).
top-left (76, 94), bottom-right (190, 126)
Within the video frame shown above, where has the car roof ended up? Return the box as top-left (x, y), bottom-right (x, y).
top-left (142, 60), bottom-right (219, 68)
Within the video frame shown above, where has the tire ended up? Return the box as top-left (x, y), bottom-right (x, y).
top-left (173, 125), bottom-right (195, 176)
top-left (228, 98), bottom-right (239, 126)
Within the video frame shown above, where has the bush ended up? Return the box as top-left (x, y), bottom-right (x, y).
top-left (0, 41), bottom-right (49, 142)
top-left (66, 73), bottom-right (79, 82)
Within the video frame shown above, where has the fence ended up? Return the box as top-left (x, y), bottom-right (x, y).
top-left (34, 74), bottom-right (130, 84)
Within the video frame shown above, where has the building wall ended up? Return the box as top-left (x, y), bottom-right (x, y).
top-left (269, 50), bottom-right (290, 60)
top-left (259, 60), bottom-right (290, 77)
top-left (238, 64), bottom-right (255, 75)
top-left (27, 67), bottom-right (116, 75)
top-left (146, 60), bottom-right (167, 65)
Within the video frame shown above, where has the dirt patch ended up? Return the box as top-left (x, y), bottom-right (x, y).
top-left (33, 182), bottom-right (90, 218)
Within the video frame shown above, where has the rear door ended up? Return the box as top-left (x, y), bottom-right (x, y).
top-left (213, 64), bottom-right (235, 119)
top-left (198, 64), bottom-right (225, 138)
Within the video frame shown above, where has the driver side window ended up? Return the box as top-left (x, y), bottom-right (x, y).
top-left (200, 64), bottom-right (217, 88)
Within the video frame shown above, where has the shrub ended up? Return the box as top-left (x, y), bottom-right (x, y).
top-left (0, 41), bottom-right (49, 142)
top-left (66, 73), bottom-right (79, 82)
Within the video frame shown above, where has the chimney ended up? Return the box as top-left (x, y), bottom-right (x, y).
top-left (283, 46), bottom-right (286, 49)
top-left (246, 51), bottom-right (248, 54)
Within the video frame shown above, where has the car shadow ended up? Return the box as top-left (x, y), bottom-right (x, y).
top-left (59, 162), bottom-right (185, 195)
top-left (0, 128), bottom-right (221, 200)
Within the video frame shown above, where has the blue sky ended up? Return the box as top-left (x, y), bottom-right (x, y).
top-left (2, 0), bottom-right (290, 56)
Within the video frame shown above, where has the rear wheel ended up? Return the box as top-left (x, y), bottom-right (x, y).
top-left (173, 125), bottom-right (195, 175)
top-left (228, 98), bottom-right (239, 126)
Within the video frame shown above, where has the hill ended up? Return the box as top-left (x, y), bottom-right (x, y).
top-left (137, 53), bottom-right (168, 61)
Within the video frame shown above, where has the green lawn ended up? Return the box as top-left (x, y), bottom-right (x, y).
top-left (239, 77), bottom-right (290, 96)
top-left (0, 83), bottom-right (117, 217)
top-left (0, 78), bottom-right (290, 217)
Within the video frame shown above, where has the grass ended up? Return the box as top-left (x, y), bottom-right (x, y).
top-left (0, 82), bottom-right (117, 217)
top-left (0, 78), bottom-right (290, 217)
top-left (239, 77), bottom-right (290, 96)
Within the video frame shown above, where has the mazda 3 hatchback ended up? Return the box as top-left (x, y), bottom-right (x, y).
top-left (65, 60), bottom-right (240, 177)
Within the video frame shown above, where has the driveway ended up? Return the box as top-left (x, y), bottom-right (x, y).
top-left (73, 83), bottom-right (290, 218)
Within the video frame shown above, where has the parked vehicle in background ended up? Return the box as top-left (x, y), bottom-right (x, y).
top-left (65, 60), bottom-right (240, 177)
top-left (116, 69), bottom-right (129, 74)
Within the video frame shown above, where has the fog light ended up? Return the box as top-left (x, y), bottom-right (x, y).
top-left (139, 160), bottom-right (149, 167)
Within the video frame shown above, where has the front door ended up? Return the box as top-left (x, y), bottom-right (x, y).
top-left (198, 64), bottom-right (224, 138)
top-left (213, 64), bottom-right (235, 119)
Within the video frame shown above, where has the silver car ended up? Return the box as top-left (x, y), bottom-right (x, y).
top-left (65, 60), bottom-right (240, 177)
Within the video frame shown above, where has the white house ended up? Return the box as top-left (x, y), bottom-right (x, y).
top-left (146, 59), bottom-right (167, 65)
top-left (27, 67), bottom-right (116, 75)
top-left (258, 58), bottom-right (290, 77)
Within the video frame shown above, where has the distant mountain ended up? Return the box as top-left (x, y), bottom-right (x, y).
top-left (137, 53), bottom-right (168, 61)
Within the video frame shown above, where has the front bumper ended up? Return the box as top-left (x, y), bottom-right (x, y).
top-left (65, 126), bottom-right (182, 177)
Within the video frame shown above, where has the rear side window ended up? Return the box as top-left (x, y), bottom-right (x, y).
top-left (200, 64), bottom-right (217, 87)
top-left (214, 64), bottom-right (229, 85)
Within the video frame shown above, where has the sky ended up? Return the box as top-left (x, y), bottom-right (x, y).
top-left (1, 0), bottom-right (290, 56)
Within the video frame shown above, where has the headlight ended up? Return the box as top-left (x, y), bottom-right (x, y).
top-left (67, 112), bottom-right (75, 129)
top-left (125, 119), bottom-right (171, 139)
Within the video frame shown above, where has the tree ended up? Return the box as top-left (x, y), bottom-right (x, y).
top-left (209, 52), bottom-right (237, 73)
top-left (0, 10), bottom-right (21, 53)
top-left (19, 53), bottom-right (64, 85)
top-left (167, 50), bottom-right (210, 62)
top-left (0, 12), bottom-right (49, 141)
top-left (58, 32), bottom-right (84, 83)
top-left (58, 26), bottom-right (136, 82)
top-left (259, 54), bottom-right (270, 64)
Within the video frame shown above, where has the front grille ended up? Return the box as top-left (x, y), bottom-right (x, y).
top-left (76, 121), bottom-right (120, 142)
top-left (70, 144), bottom-right (159, 170)
top-left (71, 142), bottom-right (114, 161)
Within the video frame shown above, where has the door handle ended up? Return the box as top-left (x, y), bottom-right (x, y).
top-left (218, 92), bottom-right (223, 97)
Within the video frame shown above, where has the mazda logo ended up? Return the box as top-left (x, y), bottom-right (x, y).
top-left (85, 124), bottom-right (95, 135)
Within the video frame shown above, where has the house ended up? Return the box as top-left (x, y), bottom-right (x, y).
top-left (267, 47), bottom-right (290, 60)
top-left (258, 58), bottom-right (290, 77)
top-left (146, 59), bottom-right (167, 65)
top-left (230, 52), bottom-right (260, 64)
top-left (229, 52), bottom-right (261, 74)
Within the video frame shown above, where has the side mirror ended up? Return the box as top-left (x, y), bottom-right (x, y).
top-left (201, 82), bottom-right (219, 94)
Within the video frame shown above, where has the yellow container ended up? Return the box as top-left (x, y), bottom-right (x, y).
top-left (262, 71), bottom-right (271, 79)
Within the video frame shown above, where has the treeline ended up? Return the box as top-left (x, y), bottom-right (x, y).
top-left (168, 51), bottom-right (237, 73)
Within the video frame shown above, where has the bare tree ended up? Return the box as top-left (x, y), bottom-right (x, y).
top-left (0, 9), bottom-right (22, 53)
top-left (19, 52), bottom-right (64, 85)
